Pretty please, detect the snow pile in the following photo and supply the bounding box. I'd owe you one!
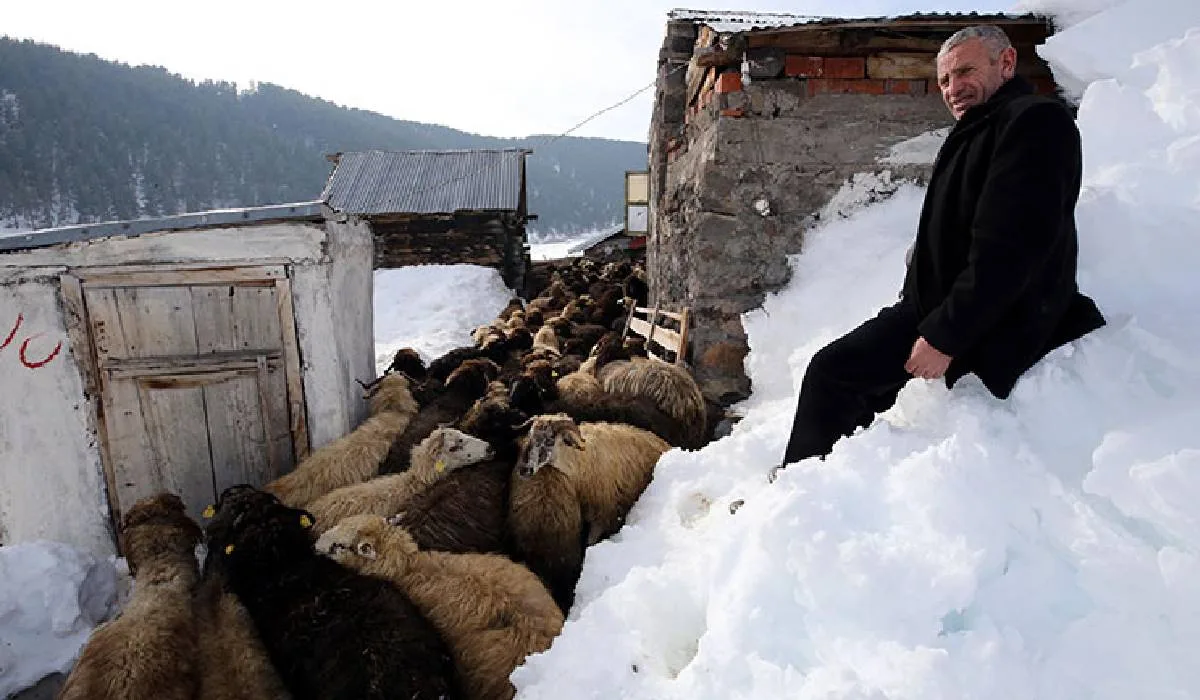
[878,127,949,166]
[511,1,1200,698]
[0,543,118,697]
[372,265,515,377]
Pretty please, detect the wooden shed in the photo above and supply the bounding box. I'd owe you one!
[0,203,373,556]
[323,149,533,290]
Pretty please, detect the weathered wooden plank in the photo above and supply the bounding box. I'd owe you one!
[84,287,130,366]
[233,286,283,353]
[191,285,237,354]
[630,317,683,355]
[59,275,100,396]
[76,265,285,289]
[105,352,282,379]
[274,278,310,461]
[635,306,685,322]
[746,29,943,54]
[114,286,199,359]
[206,371,274,494]
[137,379,217,524]
[676,307,691,367]
[867,52,936,79]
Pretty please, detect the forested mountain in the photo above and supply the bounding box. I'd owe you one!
[0,37,648,235]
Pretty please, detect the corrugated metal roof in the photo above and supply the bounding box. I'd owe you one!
[668,8,1045,32]
[321,149,530,216]
[0,201,326,254]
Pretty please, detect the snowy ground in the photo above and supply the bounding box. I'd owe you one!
[4,0,1200,696]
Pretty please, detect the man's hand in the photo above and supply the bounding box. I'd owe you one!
[905,337,952,379]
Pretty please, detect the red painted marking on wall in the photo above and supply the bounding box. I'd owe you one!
[19,333,63,369]
[0,313,21,350]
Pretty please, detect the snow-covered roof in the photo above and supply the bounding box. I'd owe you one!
[567,224,626,254]
[321,149,531,217]
[0,201,326,253]
[667,8,1048,33]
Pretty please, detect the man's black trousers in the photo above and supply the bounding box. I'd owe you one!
[781,302,921,465]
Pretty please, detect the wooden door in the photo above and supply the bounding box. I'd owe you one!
[61,265,309,528]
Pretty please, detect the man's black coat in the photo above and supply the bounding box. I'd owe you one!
[901,76,1105,398]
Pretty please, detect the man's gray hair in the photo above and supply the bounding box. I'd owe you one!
[938,25,1014,60]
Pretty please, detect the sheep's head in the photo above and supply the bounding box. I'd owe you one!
[444,358,501,398]
[315,514,419,565]
[523,358,557,390]
[387,348,427,381]
[364,372,417,416]
[120,493,203,577]
[417,426,495,474]
[203,485,316,574]
[515,413,585,478]
[460,394,528,446]
[506,326,534,351]
[523,309,545,329]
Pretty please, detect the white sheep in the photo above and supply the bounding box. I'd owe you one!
[305,426,494,535]
[597,357,707,447]
[316,515,564,700]
[265,372,419,508]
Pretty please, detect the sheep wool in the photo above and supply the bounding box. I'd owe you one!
[317,516,564,700]
[58,493,204,700]
[265,373,419,508]
[305,427,494,535]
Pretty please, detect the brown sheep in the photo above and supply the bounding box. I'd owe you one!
[531,325,561,357]
[265,372,418,508]
[58,494,203,700]
[597,357,708,449]
[306,427,494,535]
[316,517,564,700]
[507,441,585,614]
[517,413,670,546]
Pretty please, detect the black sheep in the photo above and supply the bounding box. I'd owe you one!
[388,347,428,381]
[204,486,460,700]
[380,358,500,474]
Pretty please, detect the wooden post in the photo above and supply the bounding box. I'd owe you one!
[676,307,690,366]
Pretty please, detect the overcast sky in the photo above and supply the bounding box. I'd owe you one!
[6,0,1014,142]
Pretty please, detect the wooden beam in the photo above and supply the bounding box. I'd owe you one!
[274,278,310,462]
[76,265,286,289]
[59,272,122,546]
[867,52,936,79]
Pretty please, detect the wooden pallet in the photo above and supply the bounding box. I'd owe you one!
[622,304,691,366]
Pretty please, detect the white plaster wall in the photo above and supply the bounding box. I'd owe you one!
[291,218,374,450]
[0,278,113,556]
[0,222,324,268]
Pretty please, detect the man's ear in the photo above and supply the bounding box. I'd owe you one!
[1000,46,1017,79]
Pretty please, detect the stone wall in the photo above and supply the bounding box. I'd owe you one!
[648,17,1054,405]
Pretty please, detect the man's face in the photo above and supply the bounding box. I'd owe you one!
[936,38,1017,119]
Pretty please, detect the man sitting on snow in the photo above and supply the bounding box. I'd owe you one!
[778,25,1105,470]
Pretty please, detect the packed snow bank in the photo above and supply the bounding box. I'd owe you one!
[0,543,118,697]
[512,3,1200,698]
[372,265,514,376]
[1032,0,1200,99]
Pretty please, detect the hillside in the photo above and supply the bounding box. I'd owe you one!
[0,37,647,235]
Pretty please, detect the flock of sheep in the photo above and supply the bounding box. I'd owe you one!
[56,258,713,700]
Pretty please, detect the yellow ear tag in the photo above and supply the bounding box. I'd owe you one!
[300,515,313,529]
[202,505,215,519]
[224,544,235,555]
[435,460,446,473]
[552,371,559,377]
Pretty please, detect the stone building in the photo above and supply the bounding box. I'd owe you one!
[323,148,533,289]
[647,11,1058,405]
